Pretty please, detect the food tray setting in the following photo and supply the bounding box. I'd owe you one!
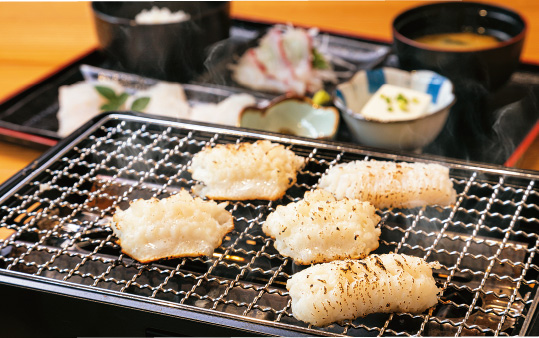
[1,113,539,336]
[0,21,391,145]
[0,19,537,166]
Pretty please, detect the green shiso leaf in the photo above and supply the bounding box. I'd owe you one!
[312,48,329,69]
[95,85,130,111]
[100,103,120,111]
[117,92,129,106]
[130,97,151,112]
[94,85,117,101]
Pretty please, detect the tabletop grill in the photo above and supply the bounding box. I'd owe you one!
[1,113,539,336]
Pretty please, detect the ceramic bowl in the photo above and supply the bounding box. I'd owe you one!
[91,1,230,83]
[334,67,455,151]
[239,96,340,140]
[393,1,526,91]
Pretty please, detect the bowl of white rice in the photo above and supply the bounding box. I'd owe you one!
[91,1,230,82]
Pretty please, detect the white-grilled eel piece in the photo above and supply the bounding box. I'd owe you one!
[189,140,305,201]
[318,160,457,209]
[286,253,441,327]
[111,190,233,263]
[263,189,381,264]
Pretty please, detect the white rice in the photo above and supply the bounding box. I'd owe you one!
[134,6,190,25]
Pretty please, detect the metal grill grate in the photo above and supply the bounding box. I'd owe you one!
[1,113,539,336]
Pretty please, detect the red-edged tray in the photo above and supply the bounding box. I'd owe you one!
[0,19,537,167]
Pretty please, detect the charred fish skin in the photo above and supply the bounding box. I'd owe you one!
[263,189,381,264]
[286,253,441,327]
[318,159,457,209]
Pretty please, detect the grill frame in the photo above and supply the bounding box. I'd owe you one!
[1,111,539,337]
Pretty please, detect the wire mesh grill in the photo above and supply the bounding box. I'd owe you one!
[1,114,539,336]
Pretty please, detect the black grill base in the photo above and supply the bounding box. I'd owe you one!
[0,280,279,337]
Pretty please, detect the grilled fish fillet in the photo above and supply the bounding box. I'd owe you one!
[111,190,233,263]
[263,189,380,264]
[189,140,305,200]
[287,253,441,326]
[318,160,456,209]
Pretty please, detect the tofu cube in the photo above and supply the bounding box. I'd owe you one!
[360,84,432,122]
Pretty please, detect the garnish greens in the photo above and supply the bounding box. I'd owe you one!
[131,97,151,112]
[396,93,409,112]
[380,93,420,113]
[312,48,329,69]
[94,85,150,112]
[94,86,128,111]
[312,90,332,106]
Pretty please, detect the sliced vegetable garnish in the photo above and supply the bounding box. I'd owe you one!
[312,90,332,105]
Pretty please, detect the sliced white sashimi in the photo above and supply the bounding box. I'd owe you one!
[231,26,336,95]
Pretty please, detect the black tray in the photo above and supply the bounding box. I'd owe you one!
[0,19,537,166]
[0,19,390,148]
